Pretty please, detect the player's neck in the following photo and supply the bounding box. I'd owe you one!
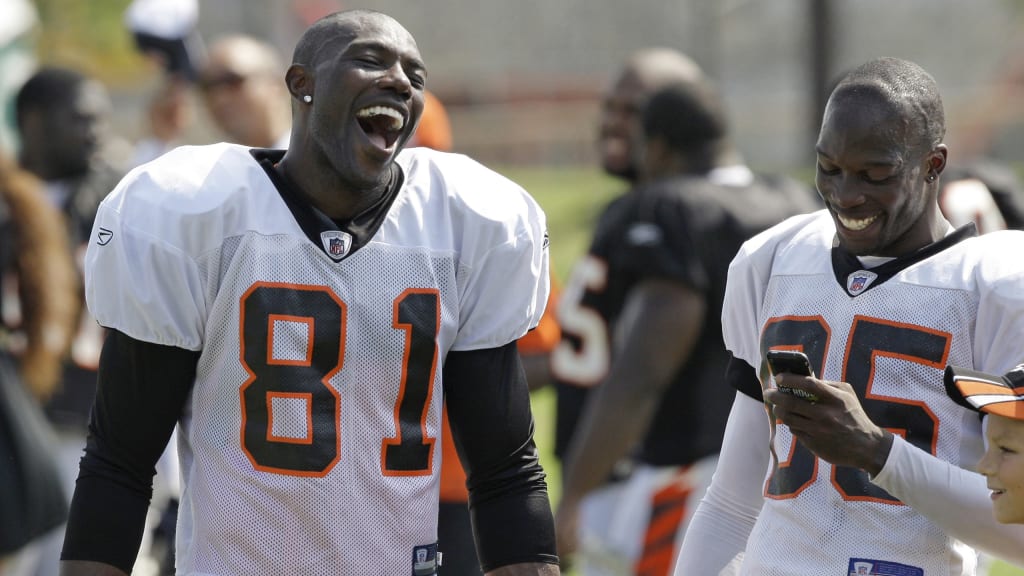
[275,155,393,222]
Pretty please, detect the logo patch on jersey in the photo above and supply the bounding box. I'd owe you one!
[411,543,439,576]
[320,230,353,261]
[846,270,878,296]
[96,227,113,246]
[847,557,923,575]
[626,222,662,246]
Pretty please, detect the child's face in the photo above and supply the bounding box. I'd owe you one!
[977,414,1024,524]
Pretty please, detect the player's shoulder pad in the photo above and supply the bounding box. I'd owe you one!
[730,209,832,272]
[397,147,545,237]
[962,229,1024,290]
[100,143,276,255]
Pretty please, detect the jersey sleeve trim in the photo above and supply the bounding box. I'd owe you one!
[727,352,763,401]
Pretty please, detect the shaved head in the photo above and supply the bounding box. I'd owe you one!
[293,9,405,67]
[828,57,945,154]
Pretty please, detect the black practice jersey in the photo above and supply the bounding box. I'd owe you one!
[552,169,819,466]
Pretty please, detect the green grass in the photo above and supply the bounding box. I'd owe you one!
[991,560,1024,575]
[499,165,1024,576]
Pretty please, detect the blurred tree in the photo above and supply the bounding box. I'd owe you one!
[32,0,148,87]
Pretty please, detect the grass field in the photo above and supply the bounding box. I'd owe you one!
[496,165,1024,576]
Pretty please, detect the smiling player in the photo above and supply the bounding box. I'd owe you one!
[59,10,558,576]
[676,57,1024,575]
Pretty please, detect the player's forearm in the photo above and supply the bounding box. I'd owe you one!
[487,562,560,575]
[871,434,1024,565]
[59,560,129,576]
[560,374,658,501]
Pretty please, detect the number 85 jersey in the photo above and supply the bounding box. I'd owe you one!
[723,210,1024,575]
[83,143,550,576]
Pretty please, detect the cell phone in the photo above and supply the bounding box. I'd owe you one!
[766,349,814,377]
[765,349,818,401]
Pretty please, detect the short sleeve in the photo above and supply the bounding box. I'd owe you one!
[721,241,768,374]
[451,193,550,352]
[84,190,206,351]
[972,231,1024,373]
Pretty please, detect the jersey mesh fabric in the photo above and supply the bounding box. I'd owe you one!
[717,214,1024,575]
[180,234,457,576]
[84,143,548,575]
[744,272,980,575]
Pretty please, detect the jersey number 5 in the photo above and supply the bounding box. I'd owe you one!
[762,315,948,503]
[239,282,437,478]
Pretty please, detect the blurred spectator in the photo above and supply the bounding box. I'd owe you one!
[125,0,204,83]
[196,34,291,148]
[0,150,76,576]
[551,49,817,574]
[939,159,1024,233]
[136,33,290,162]
[12,66,130,576]
[549,48,704,468]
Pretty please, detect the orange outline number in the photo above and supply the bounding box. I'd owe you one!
[238,282,440,477]
[761,315,948,503]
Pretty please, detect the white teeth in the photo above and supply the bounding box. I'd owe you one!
[356,105,404,130]
[837,214,879,231]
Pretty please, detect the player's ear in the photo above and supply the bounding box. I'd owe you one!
[927,144,948,178]
[285,64,312,105]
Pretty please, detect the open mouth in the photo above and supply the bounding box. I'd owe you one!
[356,105,405,150]
[837,213,879,231]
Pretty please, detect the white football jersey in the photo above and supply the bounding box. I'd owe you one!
[84,143,549,576]
[723,210,1024,576]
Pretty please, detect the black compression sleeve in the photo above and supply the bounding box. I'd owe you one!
[727,352,763,402]
[443,342,559,571]
[61,330,198,572]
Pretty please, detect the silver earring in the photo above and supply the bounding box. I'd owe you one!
[926,174,936,182]
[303,95,312,103]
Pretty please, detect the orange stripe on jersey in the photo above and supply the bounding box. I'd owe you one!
[634,479,691,576]
[635,546,676,576]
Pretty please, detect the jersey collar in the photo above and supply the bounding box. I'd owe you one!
[251,148,404,262]
[831,223,977,297]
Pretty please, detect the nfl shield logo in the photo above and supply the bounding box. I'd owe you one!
[846,270,878,296]
[320,230,353,261]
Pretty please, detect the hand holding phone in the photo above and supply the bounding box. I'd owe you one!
[766,349,819,402]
